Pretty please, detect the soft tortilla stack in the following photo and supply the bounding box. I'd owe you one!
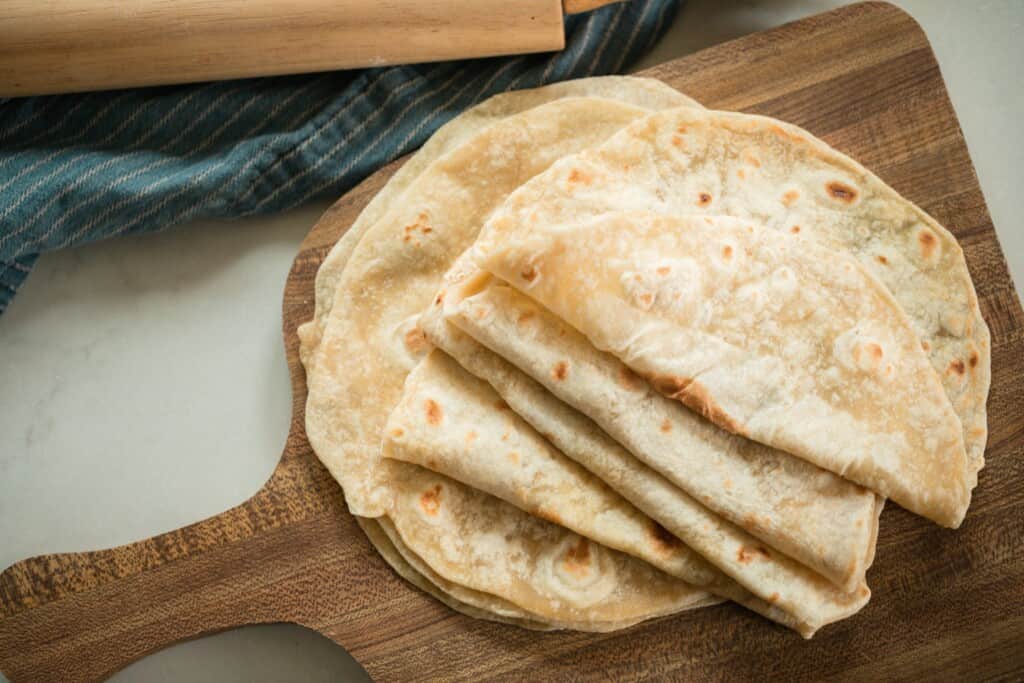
[299,76,989,637]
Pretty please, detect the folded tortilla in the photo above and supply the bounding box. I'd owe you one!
[475,106,990,476]
[383,461,715,628]
[298,76,695,365]
[409,306,872,634]
[302,85,713,629]
[442,269,880,589]
[479,212,971,527]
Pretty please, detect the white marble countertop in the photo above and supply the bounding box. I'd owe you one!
[1,2,1021,681]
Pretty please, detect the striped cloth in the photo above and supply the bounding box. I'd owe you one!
[0,0,679,315]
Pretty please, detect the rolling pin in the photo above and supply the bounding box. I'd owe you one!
[0,0,623,97]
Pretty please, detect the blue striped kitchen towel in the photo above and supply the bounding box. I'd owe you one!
[0,0,679,315]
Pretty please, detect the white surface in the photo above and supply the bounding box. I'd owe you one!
[1,2,1020,681]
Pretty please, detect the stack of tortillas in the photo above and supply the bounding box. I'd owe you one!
[298,76,989,638]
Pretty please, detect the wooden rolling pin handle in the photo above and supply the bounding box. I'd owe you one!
[564,0,626,13]
[1,0,612,97]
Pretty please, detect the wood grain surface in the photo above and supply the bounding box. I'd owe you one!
[2,3,1022,681]
[0,0,565,96]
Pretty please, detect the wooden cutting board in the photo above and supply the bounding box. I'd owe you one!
[1,3,1022,681]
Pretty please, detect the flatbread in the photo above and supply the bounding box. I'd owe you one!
[383,462,716,627]
[440,270,879,589]
[406,316,870,635]
[303,87,709,628]
[356,517,553,630]
[367,516,717,632]
[305,96,697,517]
[384,350,717,588]
[479,212,972,527]
[477,106,990,476]
[298,76,697,367]
[300,78,697,625]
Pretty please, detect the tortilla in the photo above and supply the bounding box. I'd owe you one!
[367,516,717,632]
[300,78,699,626]
[303,88,707,628]
[356,517,554,630]
[382,462,716,627]
[298,76,697,367]
[476,106,990,476]
[408,312,871,635]
[305,95,695,517]
[440,269,880,588]
[384,349,719,586]
[479,212,972,527]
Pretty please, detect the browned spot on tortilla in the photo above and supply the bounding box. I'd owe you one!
[495,399,510,411]
[676,124,688,134]
[567,168,592,185]
[465,430,477,444]
[617,366,643,391]
[767,592,780,604]
[426,458,437,469]
[737,168,746,180]
[948,358,966,376]
[723,478,733,491]
[660,418,672,433]
[420,485,442,516]
[639,292,654,306]
[865,343,883,362]
[859,586,869,598]
[552,361,569,381]
[969,351,979,368]
[536,505,562,525]
[697,192,712,207]
[826,181,858,203]
[876,254,888,265]
[507,450,520,464]
[390,427,404,438]
[652,375,747,436]
[517,310,535,326]
[722,245,734,260]
[404,326,429,353]
[648,521,682,556]
[737,545,770,564]
[921,340,931,352]
[781,189,799,206]
[671,134,685,148]
[474,306,487,320]
[656,265,671,276]
[424,399,443,425]
[651,374,691,398]
[401,212,432,245]
[918,228,938,260]
[744,151,761,168]
[521,265,537,282]
[771,124,806,144]
[563,538,592,579]
[856,519,864,528]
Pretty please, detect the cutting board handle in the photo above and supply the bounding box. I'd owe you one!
[0,509,269,682]
[0,440,340,683]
